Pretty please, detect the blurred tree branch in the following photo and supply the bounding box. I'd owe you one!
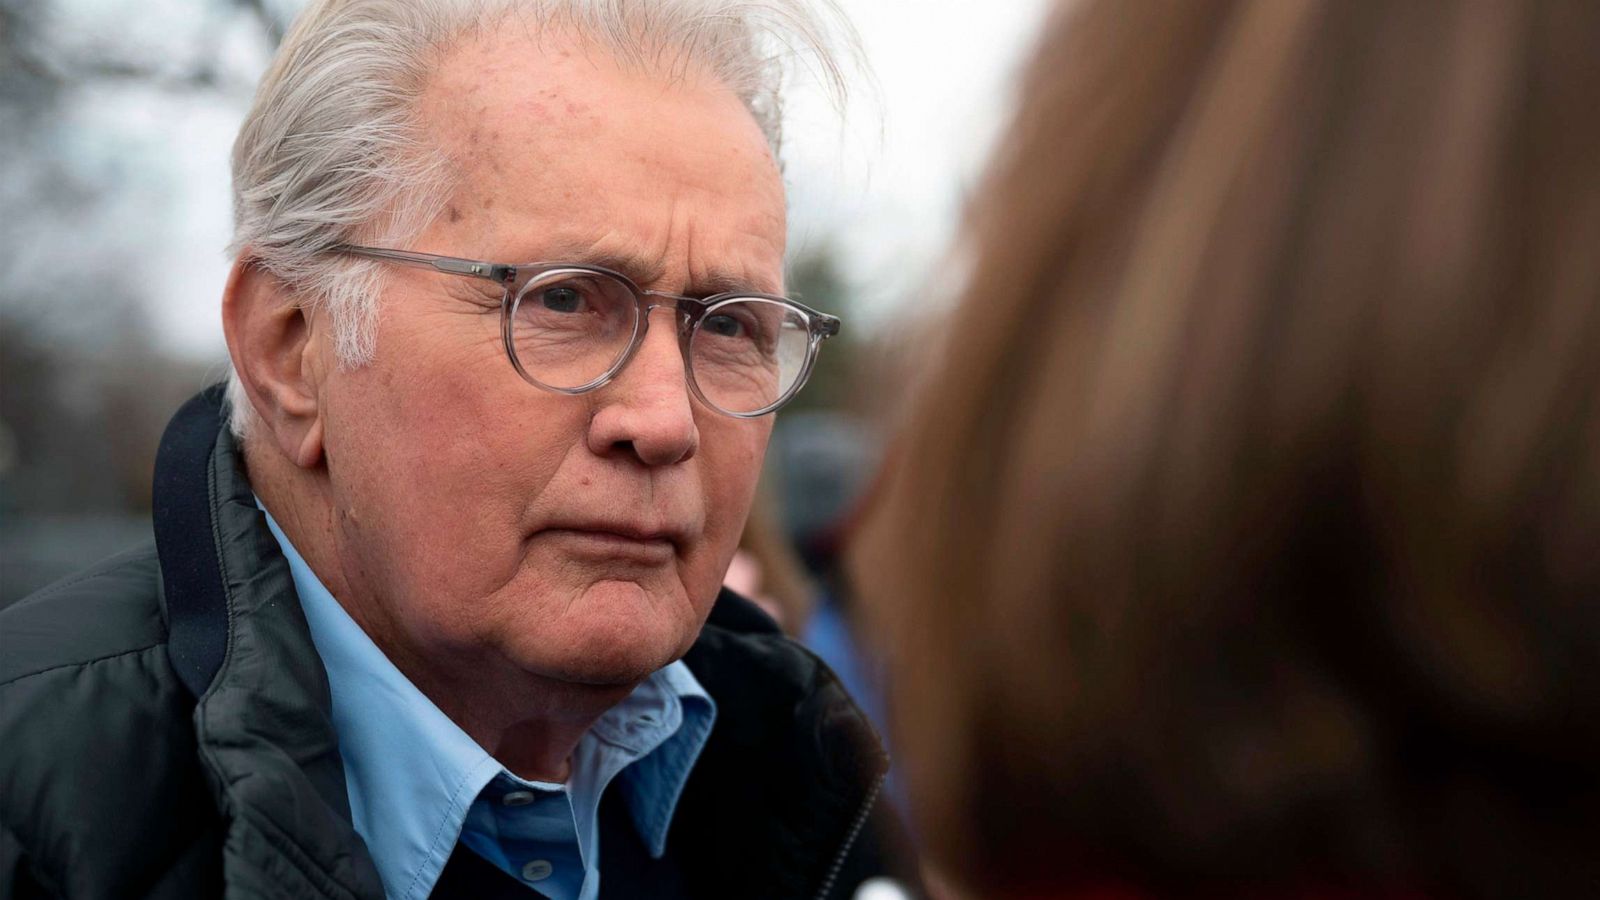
[0,0,287,524]
[0,0,286,94]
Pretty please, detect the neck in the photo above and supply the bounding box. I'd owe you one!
[403,662,636,783]
[246,439,637,784]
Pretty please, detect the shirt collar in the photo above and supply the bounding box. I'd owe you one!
[259,501,715,899]
[617,662,715,857]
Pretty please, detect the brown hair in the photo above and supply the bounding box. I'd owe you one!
[854,1,1600,896]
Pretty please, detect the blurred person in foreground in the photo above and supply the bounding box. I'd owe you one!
[0,1,902,898]
[854,1,1600,898]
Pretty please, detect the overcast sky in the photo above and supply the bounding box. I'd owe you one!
[35,0,1052,358]
[783,0,1052,327]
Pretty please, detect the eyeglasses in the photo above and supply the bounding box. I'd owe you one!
[334,244,840,418]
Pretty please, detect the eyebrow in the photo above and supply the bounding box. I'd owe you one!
[512,242,778,298]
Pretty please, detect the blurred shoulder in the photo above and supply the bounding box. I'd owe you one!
[0,541,168,688]
[0,541,221,897]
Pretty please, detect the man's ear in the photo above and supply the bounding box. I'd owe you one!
[222,257,326,469]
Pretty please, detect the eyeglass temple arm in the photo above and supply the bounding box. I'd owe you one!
[334,245,515,284]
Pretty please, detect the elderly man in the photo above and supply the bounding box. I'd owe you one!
[0,2,899,898]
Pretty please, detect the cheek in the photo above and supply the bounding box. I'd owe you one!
[320,325,585,588]
[688,420,772,592]
[331,357,499,500]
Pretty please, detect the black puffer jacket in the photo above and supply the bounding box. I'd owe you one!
[1,387,896,899]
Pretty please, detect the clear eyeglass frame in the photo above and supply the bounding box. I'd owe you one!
[333,244,842,418]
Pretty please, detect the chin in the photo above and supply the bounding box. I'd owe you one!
[518,579,697,686]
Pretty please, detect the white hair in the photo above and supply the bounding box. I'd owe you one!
[225,0,854,438]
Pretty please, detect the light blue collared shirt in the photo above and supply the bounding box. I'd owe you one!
[260,505,716,900]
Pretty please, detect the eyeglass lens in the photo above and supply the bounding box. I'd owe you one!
[507,269,812,415]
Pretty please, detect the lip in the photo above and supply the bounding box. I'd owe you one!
[535,523,682,563]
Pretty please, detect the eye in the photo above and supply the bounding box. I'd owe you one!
[541,286,582,313]
[703,312,745,338]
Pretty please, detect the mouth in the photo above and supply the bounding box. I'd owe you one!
[536,523,682,564]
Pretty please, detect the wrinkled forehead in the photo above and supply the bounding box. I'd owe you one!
[412,26,786,271]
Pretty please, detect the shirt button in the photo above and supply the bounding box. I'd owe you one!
[521,860,554,882]
[502,790,537,807]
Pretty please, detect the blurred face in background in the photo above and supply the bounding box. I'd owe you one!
[307,32,785,692]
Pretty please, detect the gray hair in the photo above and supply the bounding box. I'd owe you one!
[225,0,854,438]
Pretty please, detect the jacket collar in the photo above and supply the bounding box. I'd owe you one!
[155,385,387,898]
[677,613,889,897]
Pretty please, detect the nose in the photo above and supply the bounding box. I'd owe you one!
[585,305,699,466]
